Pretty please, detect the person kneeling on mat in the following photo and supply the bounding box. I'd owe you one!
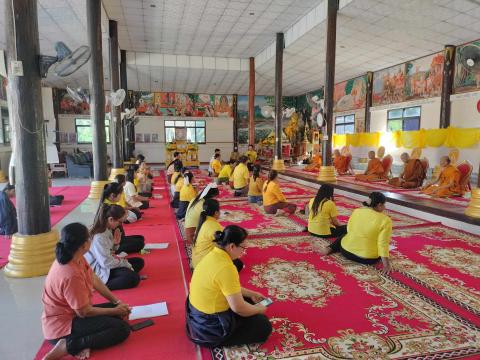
[86,204,145,290]
[41,223,130,360]
[186,225,272,348]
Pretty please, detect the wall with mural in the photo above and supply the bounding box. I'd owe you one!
[405,52,444,100]
[0,75,7,102]
[454,39,480,93]
[372,64,406,106]
[333,75,367,112]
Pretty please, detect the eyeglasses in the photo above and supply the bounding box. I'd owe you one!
[237,245,247,251]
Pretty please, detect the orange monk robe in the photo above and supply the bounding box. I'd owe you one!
[304,154,322,171]
[355,158,385,182]
[333,155,349,175]
[421,164,463,197]
[389,159,425,189]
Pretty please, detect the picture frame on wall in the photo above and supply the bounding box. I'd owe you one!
[175,127,187,141]
[59,132,68,144]
[68,133,77,144]
[135,133,144,143]
[143,133,151,143]
[151,133,159,143]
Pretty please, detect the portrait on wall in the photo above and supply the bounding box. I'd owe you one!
[372,64,406,106]
[151,133,159,143]
[355,117,365,133]
[175,127,187,141]
[214,95,233,117]
[333,75,367,112]
[405,52,444,100]
[68,133,77,144]
[135,133,144,143]
[454,40,480,93]
[143,133,151,143]
[59,132,68,144]
[0,75,7,101]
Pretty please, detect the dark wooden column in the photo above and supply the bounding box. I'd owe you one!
[232,94,238,153]
[364,71,373,132]
[120,49,129,161]
[248,57,255,146]
[52,88,61,152]
[87,0,108,182]
[109,20,123,169]
[5,0,58,278]
[439,45,455,129]
[273,33,284,170]
[321,0,338,167]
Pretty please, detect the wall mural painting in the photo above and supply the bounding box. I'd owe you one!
[333,75,367,112]
[0,75,7,101]
[405,52,444,100]
[372,64,406,106]
[214,95,233,117]
[454,40,480,93]
[193,94,215,117]
[58,88,90,115]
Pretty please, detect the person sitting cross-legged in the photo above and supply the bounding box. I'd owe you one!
[355,151,385,182]
[388,152,426,189]
[262,170,297,215]
[421,156,463,197]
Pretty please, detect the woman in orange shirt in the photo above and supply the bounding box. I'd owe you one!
[41,223,130,360]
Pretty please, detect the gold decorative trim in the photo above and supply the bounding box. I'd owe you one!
[88,180,110,199]
[272,159,286,171]
[0,170,7,183]
[108,167,126,181]
[317,166,337,182]
[465,188,480,219]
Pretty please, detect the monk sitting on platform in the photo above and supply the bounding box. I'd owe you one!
[421,156,463,197]
[304,153,322,172]
[388,153,426,189]
[355,151,385,182]
[333,149,352,175]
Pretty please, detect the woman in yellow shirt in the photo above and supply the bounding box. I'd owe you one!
[186,225,272,348]
[170,162,183,196]
[176,172,197,220]
[210,153,222,178]
[232,156,250,196]
[307,184,346,238]
[184,183,219,244]
[248,166,264,204]
[217,159,234,185]
[171,165,185,209]
[262,170,297,215]
[319,192,393,274]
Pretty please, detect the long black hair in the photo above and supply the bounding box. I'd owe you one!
[100,182,123,203]
[173,166,185,185]
[189,185,219,210]
[183,171,194,185]
[265,169,278,189]
[193,198,220,246]
[56,222,90,264]
[362,192,386,208]
[90,204,126,237]
[213,225,248,248]
[252,165,261,182]
[3,184,14,193]
[311,184,334,217]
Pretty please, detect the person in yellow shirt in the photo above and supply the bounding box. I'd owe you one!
[248,165,264,204]
[114,174,143,221]
[210,153,222,178]
[184,183,219,244]
[216,159,234,185]
[208,148,221,176]
[319,192,393,274]
[186,225,272,348]
[176,172,197,220]
[232,156,250,197]
[306,184,346,238]
[166,152,182,184]
[171,166,186,209]
[262,170,297,215]
[170,162,183,196]
[244,144,257,170]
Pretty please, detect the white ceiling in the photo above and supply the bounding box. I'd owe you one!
[1,0,480,96]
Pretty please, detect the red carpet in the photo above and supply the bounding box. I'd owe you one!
[34,177,197,360]
[0,186,90,269]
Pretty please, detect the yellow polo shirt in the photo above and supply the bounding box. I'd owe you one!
[211,159,222,175]
[171,172,181,185]
[245,150,257,163]
[191,216,223,268]
[262,181,286,206]
[233,163,249,189]
[308,199,338,236]
[248,176,264,196]
[185,199,204,229]
[341,207,392,259]
[218,164,233,179]
[189,247,241,314]
[174,177,185,192]
[104,193,127,208]
[180,184,197,202]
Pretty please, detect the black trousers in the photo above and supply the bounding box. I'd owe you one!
[106,257,145,290]
[49,303,130,356]
[49,195,64,206]
[233,258,244,272]
[220,313,272,347]
[171,192,180,208]
[139,201,149,210]
[310,225,347,239]
[139,192,152,198]
[116,229,145,254]
[176,201,189,220]
[328,235,380,265]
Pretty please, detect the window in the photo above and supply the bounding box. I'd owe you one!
[387,106,421,132]
[0,107,9,144]
[165,120,206,143]
[335,114,355,134]
[75,118,110,144]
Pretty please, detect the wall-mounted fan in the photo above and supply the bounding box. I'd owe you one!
[261,105,274,118]
[458,44,480,72]
[39,42,91,78]
[66,86,89,103]
[124,108,137,119]
[106,89,126,108]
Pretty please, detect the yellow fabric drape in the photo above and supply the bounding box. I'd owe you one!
[333,132,380,148]
[443,127,480,148]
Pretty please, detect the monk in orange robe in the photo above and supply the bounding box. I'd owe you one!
[421,156,463,197]
[333,149,352,175]
[355,151,385,181]
[304,153,322,172]
[389,153,426,189]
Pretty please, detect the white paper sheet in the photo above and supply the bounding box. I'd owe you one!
[144,243,169,250]
[389,245,397,250]
[129,302,168,320]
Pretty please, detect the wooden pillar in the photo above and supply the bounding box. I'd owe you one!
[120,49,129,161]
[248,57,255,147]
[52,88,61,152]
[272,33,285,171]
[232,94,239,159]
[318,0,338,182]
[439,45,455,129]
[364,71,373,133]
[87,0,109,199]
[109,20,124,180]
[4,0,58,278]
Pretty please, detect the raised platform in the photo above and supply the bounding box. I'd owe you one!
[264,165,480,229]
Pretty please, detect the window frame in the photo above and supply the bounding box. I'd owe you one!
[0,106,9,145]
[164,119,206,144]
[75,118,111,144]
[386,106,421,132]
[334,114,355,134]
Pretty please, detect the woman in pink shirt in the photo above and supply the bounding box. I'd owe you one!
[42,223,131,360]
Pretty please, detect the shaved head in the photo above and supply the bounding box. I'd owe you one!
[400,153,409,163]
[368,151,375,159]
[440,156,451,166]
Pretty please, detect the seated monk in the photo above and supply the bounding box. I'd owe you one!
[355,151,385,182]
[333,149,352,175]
[421,156,463,197]
[388,152,426,189]
[304,153,322,171]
